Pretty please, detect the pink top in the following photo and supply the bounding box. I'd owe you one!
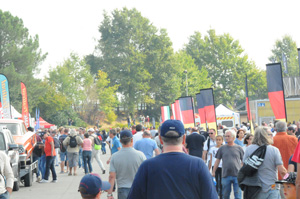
[82,138,92,151]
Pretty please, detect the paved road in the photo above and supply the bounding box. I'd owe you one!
[12,147,111,199]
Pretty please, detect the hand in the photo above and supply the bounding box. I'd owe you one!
[212,171,215,177]
[106,160,110,164]
[51,153,54,157]
[6,187,12,194]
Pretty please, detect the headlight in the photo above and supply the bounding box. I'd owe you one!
[18,145,25,154]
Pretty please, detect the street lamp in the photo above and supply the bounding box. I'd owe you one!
[184,70,188,96]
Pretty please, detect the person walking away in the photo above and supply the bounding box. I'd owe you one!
[127,120,218,199]
[81,133,93,174]
[132,124,143,146]
[234,129,245,147]
[208,135,224,198]
[107,130,146,199]
[79,173,111,199]
[149,127,158,139]
[78,128,85,169]
[212,129,244,199]
[40,132,57,183]
[32,131,44,182]
[0,151,14,199]
[88,128,106,174]
[63,129,83,176]
[51,130,60,166]
[59,128,69,173]
[134,130,160,159]
[273,121,298,198]
[203,128,217,164]
[185,127,206,158]
[101,130,107,155]
[243,127,286,199]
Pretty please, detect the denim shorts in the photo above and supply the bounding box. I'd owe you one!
[60,151,68,161]
[0,191,9,199]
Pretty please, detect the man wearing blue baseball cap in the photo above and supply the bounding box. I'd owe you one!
[127,120,218,199]
[79,173,110,199]
[107,130,146,199]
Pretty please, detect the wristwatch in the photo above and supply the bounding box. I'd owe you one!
[107,193,113,197]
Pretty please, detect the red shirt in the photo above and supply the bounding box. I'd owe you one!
[44,136,56,157]
[132,130,136,135]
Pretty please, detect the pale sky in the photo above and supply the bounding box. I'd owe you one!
[1,0,300,78]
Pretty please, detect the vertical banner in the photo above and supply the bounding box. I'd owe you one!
[245,75,254,134]
[0,74,12,119]
[21,82,30,128]
[171,103,176,120]
[0,102,3,119]
[35,108,40,131]
[179,96,195,128]
[200,88,217,130]
[196,93,206,130]
[175,99,183,122]
[266,63,287,121]
[298,48,300,77]
[161,106,171,123]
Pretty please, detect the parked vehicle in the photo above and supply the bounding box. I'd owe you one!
[0,119,37,187]
[0,126,20,191]
[216,104,240,129]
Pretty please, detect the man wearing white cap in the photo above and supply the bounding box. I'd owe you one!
[88,128,106,174]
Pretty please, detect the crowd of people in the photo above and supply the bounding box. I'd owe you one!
[2,118,300,199]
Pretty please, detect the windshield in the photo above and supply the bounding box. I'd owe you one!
[0,133,5,150]
[0,123,22,136]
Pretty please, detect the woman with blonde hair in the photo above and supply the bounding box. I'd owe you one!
[243,127,287,199]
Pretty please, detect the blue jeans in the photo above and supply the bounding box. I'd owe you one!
[82,151,92,174]
[0,191,9,199]
[256,189,280,199]
[78,148,83,168]
[118,188,131,199]
[39,155,46,179]
[44,156,57,181]
[59,151,68,161]
[222,176,241,199]
[101,142,106,153]
[33,156,41,177]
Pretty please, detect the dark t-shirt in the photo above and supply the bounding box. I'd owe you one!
[186,133,206,158]
[289,155,297,172]
[127,152,218,199]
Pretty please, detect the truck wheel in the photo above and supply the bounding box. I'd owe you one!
[13,164,21,191]
[24,169,32,187]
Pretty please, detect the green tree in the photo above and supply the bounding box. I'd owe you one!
[185,29,266,107]
[269,35,298,77]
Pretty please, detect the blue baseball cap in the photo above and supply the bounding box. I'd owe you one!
[120,130,133,139]
[160,120,185,138]
[78,173,110,197]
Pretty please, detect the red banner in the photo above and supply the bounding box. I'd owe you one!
[21,82,30,128]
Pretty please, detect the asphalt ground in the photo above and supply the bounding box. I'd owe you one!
[11,146,111,199]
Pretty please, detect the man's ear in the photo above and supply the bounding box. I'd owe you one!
[182,134,186,145]
[159,135,163,145]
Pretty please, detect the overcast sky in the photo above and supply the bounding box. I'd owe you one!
[1,0,300,78]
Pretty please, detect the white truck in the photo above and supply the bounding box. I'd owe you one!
[216,104,240,129]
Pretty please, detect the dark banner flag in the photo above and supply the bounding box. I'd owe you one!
[196,93,206,130]
[21,82,30,128]
[0,74,12,119]
[179,96,195,127]
[175,99,182,122]
[200,88,217,130]
[266,63,287,122]
[245,75,254,134]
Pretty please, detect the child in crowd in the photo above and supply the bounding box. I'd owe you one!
[276,172,296,199]
[208,135,223,198]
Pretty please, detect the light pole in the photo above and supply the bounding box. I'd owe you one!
[184,70,188,96]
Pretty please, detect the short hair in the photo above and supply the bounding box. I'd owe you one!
[120,137,132,145]
[225,129,236,138]
[143,130,151,136]
[243,134,253,145]
[237,129,245,137]
[209,128,216,133]
[136,124,143,132]
[116,127,121,133]
[161,131,183,146]
[64,128,69,134]
[276,121,287,132]
[109,129,117,136]
[252,126,273,146]
[84,133,89,138]
[216,135,224,141]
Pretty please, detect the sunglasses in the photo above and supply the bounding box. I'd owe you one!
[209,133,214,135]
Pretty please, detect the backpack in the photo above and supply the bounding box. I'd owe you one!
[94,135,102,150]
[69,136,78,148]
[59,135,67,152]
[53,137,60,149]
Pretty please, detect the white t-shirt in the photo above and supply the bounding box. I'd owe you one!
[208,146,222,168]
[133,131,143,146]
[204,139,217,163]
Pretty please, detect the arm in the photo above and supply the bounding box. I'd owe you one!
[202,150,207,161]
[208,154,212,171]
[288,164,295,172]
[50,140,55,156]
[212,159,221,177]
[154,148,160,156]
[107,172,116,199]
[278,165,287,179]
[3,153,14,194]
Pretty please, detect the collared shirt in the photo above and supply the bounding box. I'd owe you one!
[111,136,122,154]
[133,131,143,146]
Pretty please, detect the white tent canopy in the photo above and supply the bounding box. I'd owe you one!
[215,104,236,116]
[11,105,22,118]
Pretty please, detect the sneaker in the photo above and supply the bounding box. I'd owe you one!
[39,179,49,183]
[51,180,58,183]
[102,170,106,174]
[60,171,65,174]
[68,173,72,176]
[36,176,41,182]
[74,173,77,176]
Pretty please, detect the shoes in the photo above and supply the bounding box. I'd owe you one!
[60,171,65,174]
[39,179,49,183]
[55,164,59,167]
[51,180,58,183]
[68,173,72,176]
[102,170,106,174]
[36,177,41,182]
[74,173,77,176]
